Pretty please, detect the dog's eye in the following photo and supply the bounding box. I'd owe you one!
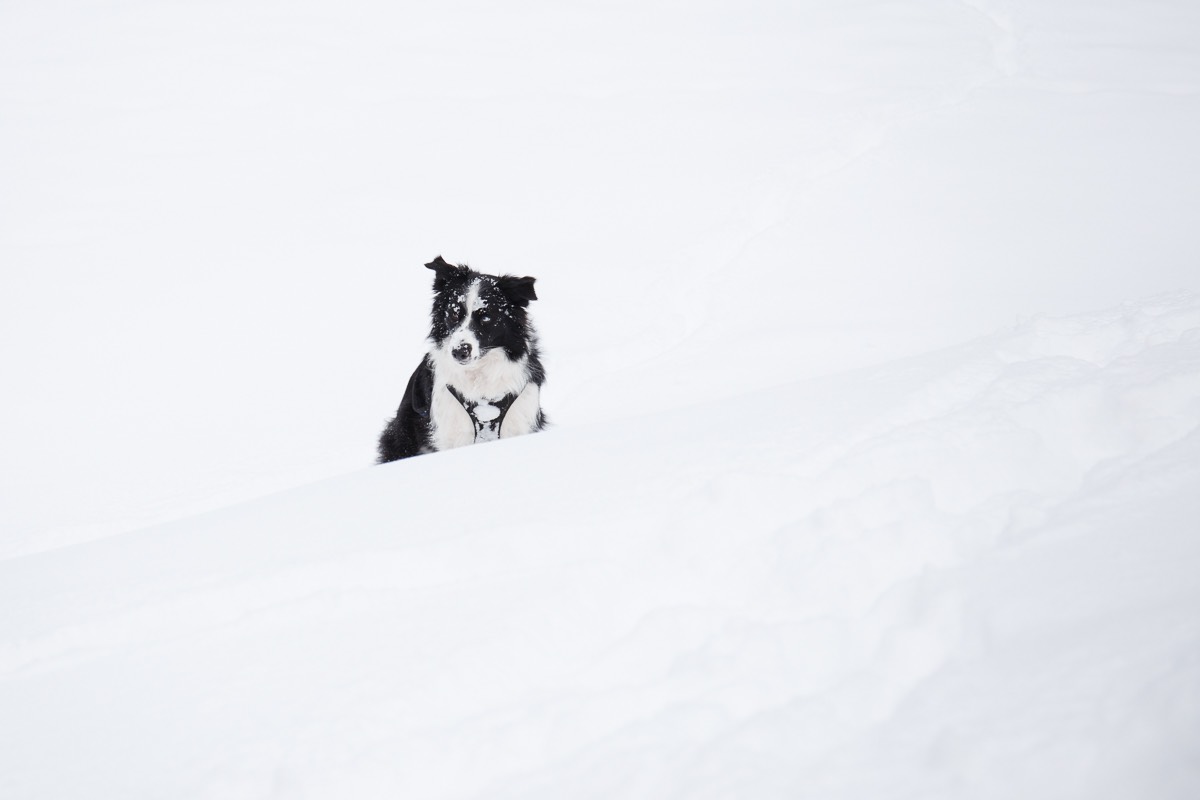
[446,305,464,326]
[476,310,491,323]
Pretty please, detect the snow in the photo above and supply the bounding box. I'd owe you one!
[2,1,1199,798]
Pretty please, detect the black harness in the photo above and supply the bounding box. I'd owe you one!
[446,386,520,443]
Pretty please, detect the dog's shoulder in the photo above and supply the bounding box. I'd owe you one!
[377,355,437,463]
[406,355,435,418]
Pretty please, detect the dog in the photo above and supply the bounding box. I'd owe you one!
[377,256,547,462]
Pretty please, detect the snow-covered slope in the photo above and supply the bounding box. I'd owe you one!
[2,294,1199,798]
[3,0,1199,552]
[2,0,1200,797]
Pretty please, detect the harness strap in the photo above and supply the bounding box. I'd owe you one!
[446,386,520,443]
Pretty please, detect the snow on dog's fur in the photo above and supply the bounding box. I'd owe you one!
[377,256,547,462]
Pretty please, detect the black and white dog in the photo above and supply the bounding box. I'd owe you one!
[377,256,547,462]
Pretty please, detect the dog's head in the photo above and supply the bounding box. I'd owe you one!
[425,255,538,365]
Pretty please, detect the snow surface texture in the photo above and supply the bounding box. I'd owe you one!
[3,295,1199,799]
[2,1,1200,798]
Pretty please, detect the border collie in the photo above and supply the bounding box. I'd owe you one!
[377,256,547,462]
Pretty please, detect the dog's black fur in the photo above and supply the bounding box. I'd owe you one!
[377,257,546,462]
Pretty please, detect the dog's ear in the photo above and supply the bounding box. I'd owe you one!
[424,255,460,275]
[425,255,468,289]
[497,275,538,306]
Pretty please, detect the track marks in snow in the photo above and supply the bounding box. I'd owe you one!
[959,0,1022,78]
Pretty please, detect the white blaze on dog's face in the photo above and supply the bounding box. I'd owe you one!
[444,279,484,364]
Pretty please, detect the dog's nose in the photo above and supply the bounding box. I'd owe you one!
[452,342,473,362]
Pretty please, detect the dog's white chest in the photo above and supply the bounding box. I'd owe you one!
[429,387,476,451]
[428,344,540,452]
[429,381,541,451]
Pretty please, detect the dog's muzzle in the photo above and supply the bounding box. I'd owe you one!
[451,342,473,363]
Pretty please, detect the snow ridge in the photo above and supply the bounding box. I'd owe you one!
[2,294,1198,799]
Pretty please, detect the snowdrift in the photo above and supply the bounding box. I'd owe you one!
[4,0,1200,796]
[2,295,1198,798]
[4,0,1200,554]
